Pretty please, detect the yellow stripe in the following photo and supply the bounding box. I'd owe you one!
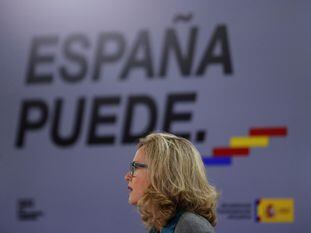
[230,136,269,148]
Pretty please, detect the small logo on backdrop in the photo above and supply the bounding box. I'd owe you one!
[202,126,288,166]
[255,198,294,223]
[17,198,44,221]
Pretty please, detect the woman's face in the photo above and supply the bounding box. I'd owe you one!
[125,147,150,205]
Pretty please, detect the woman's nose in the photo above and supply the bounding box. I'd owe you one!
[124,172,131,181]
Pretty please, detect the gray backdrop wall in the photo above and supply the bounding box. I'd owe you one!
[1,0,310,232]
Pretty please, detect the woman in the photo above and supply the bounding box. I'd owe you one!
[125,132,218,233]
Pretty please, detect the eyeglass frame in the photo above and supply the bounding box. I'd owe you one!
[129,161,148,176]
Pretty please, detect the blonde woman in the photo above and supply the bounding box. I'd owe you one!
[125,132,218,233]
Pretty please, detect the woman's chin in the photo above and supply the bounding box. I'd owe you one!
[128,195,137,205]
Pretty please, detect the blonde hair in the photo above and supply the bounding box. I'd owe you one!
[137,132,218,230]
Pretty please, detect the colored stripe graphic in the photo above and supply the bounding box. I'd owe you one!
[213,147,249,157]
[250,127,287,137]
[203,125,287,167]
[202,157,232,166]
[230,136,269,148]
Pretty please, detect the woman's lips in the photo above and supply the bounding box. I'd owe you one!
[128,186,133,192]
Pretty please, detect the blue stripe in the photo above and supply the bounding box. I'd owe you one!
[202,157,232,166]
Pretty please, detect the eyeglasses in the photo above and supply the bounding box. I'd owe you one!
[129,161,148,176]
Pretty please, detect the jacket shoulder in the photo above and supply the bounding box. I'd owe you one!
[174,212,215,233]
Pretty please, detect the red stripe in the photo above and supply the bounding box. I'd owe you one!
[249,127,287,136]
[213,148,249,157]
